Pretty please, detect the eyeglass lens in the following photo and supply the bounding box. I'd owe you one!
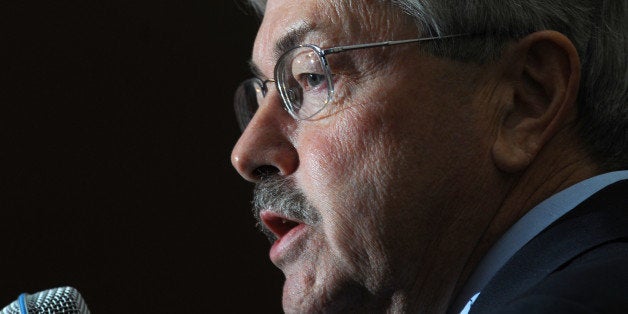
[234,78,262,131]
[234,45,333,131]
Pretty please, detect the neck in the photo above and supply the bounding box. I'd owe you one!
[449,131,600,312]
[383,131,599,314]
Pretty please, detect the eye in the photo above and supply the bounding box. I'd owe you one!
[277,46,334,119]
[289,49,328,92]
[297,72,327,91]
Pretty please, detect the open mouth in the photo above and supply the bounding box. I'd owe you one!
[260,211,302,239]
[259,211,310,263]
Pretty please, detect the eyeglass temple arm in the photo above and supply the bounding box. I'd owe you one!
[323,33,468,55]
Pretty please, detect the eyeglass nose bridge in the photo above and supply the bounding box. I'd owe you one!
[234,78,281,131]
[257,78,301,120]
[259,78,276,97]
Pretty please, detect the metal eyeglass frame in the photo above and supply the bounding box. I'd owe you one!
[237,33,467,130]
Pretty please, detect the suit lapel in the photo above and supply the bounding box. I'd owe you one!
[470,180,628,313]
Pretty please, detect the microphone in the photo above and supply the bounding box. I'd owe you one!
[1,286,90,314]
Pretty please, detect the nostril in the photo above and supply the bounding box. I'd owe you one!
[254,165,280,179]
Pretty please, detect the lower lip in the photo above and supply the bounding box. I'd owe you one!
[269,223,307,263]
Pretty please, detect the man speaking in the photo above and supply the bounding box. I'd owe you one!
[230,0,627,312]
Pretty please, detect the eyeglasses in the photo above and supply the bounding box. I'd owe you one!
[234,34,467,131]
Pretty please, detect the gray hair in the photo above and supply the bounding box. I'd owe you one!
[243,0,628,170]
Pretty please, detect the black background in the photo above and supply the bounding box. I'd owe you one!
[1,0,284,312]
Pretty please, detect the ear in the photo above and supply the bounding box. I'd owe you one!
[492,31,581,173]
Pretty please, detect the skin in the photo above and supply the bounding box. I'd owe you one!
[231,0,599,312]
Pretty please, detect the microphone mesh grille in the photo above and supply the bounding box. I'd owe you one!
[1,287,90,314]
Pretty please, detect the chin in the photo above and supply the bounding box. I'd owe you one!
[281,270,382,314]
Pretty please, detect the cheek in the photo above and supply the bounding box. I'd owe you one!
[295,110,399,275]
[299,110,393,210]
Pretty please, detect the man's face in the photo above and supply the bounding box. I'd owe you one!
[232,0,499,312]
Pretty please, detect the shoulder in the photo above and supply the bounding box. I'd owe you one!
[497,240,628,313]
[470,179,628,314]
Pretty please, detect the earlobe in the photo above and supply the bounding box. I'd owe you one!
[492,31,581,173]
[492,110,536,173]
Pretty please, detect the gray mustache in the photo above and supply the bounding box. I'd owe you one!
[253,176,321,242]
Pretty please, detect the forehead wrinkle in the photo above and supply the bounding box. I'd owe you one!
[316,0,409,46]
[251,0,405,78]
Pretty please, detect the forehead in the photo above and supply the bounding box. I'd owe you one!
[252,0,407,75]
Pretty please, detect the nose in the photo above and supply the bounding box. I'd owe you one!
[231,96,299,183]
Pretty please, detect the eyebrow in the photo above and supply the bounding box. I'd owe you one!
[248,61,264,79]
[273,24,313,58]
[248,24,315,79]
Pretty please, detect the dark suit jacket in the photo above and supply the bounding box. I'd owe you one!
[470,179,628,314]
